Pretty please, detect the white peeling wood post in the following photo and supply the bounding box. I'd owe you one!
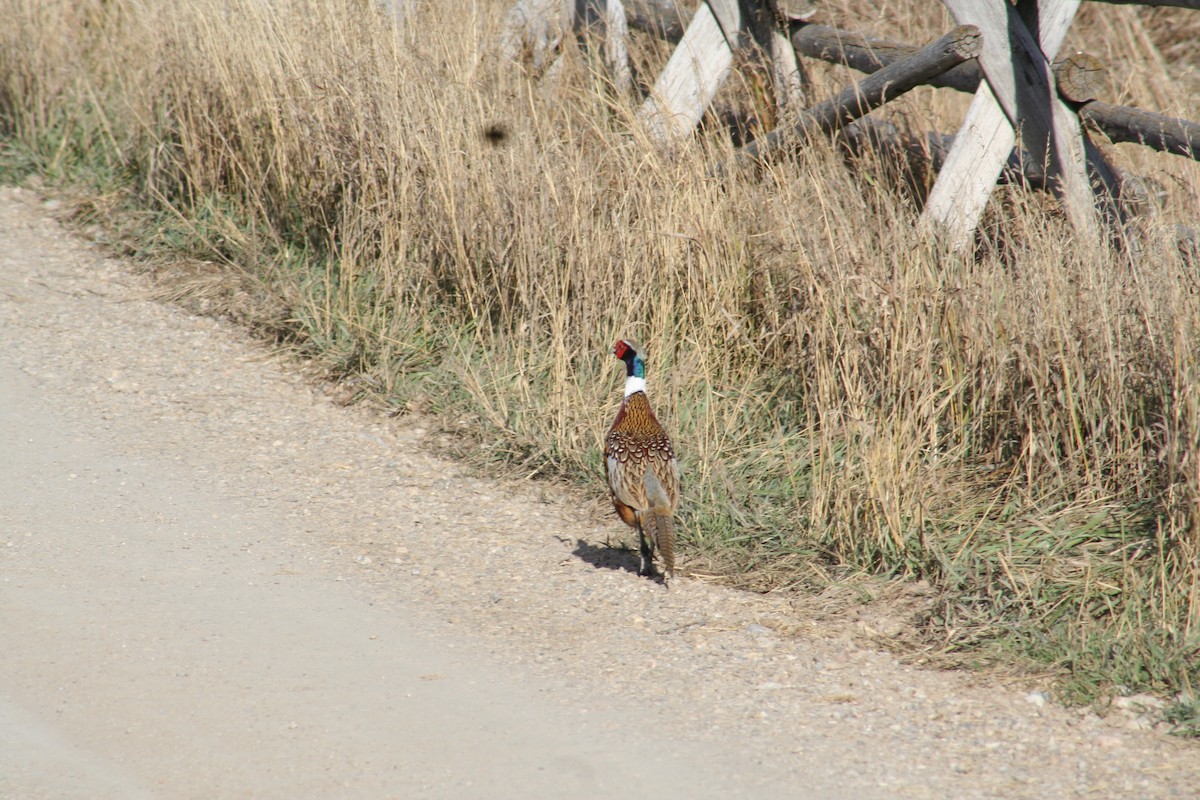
[500,0,632,94]
[638,0,743,142]
[573,0,634,95]
[602,0,633,96]
[499,0,569,70]
[921,0,1099,250]
[638,0,804,143]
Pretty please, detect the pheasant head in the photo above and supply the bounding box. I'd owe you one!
[612,338,647,398]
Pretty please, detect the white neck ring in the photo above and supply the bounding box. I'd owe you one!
[624,376,646,397]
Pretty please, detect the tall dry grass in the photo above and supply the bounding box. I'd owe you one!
[2,0,1199,705]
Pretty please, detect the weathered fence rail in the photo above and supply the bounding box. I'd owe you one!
[791,24,982,94]
[716,25,981,176]
[786,24,1200,163]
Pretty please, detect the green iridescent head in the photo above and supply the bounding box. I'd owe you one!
[612,339,645,378]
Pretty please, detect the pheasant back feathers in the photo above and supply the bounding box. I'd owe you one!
[605,394,679,512]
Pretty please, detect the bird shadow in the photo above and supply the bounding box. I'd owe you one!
[571,538,666,585]
[572,538,639,574]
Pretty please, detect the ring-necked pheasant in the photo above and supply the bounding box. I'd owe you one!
[604,339,681,583]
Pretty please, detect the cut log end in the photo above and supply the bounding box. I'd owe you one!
[1054,53,1107,104]
[770,0,817,23]
[945,24,982,60]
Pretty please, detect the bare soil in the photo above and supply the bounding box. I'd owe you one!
[1,184,1197,798]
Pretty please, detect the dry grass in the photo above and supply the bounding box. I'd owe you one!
[2,0,1200,709]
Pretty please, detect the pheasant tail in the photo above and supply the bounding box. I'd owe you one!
[644,511,675,577]
[642,469,676,578]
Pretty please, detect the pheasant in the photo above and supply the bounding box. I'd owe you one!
[604,339,681,583]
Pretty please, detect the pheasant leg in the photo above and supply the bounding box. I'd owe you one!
[637,525,657,577]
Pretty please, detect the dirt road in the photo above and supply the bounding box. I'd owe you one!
[1,184,1197,799]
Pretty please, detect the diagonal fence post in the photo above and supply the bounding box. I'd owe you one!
[921,0,1100,250]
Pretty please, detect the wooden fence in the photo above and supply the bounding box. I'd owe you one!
[502,0,1200,254]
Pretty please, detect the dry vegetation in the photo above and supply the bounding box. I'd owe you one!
[2,0,1199,717]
